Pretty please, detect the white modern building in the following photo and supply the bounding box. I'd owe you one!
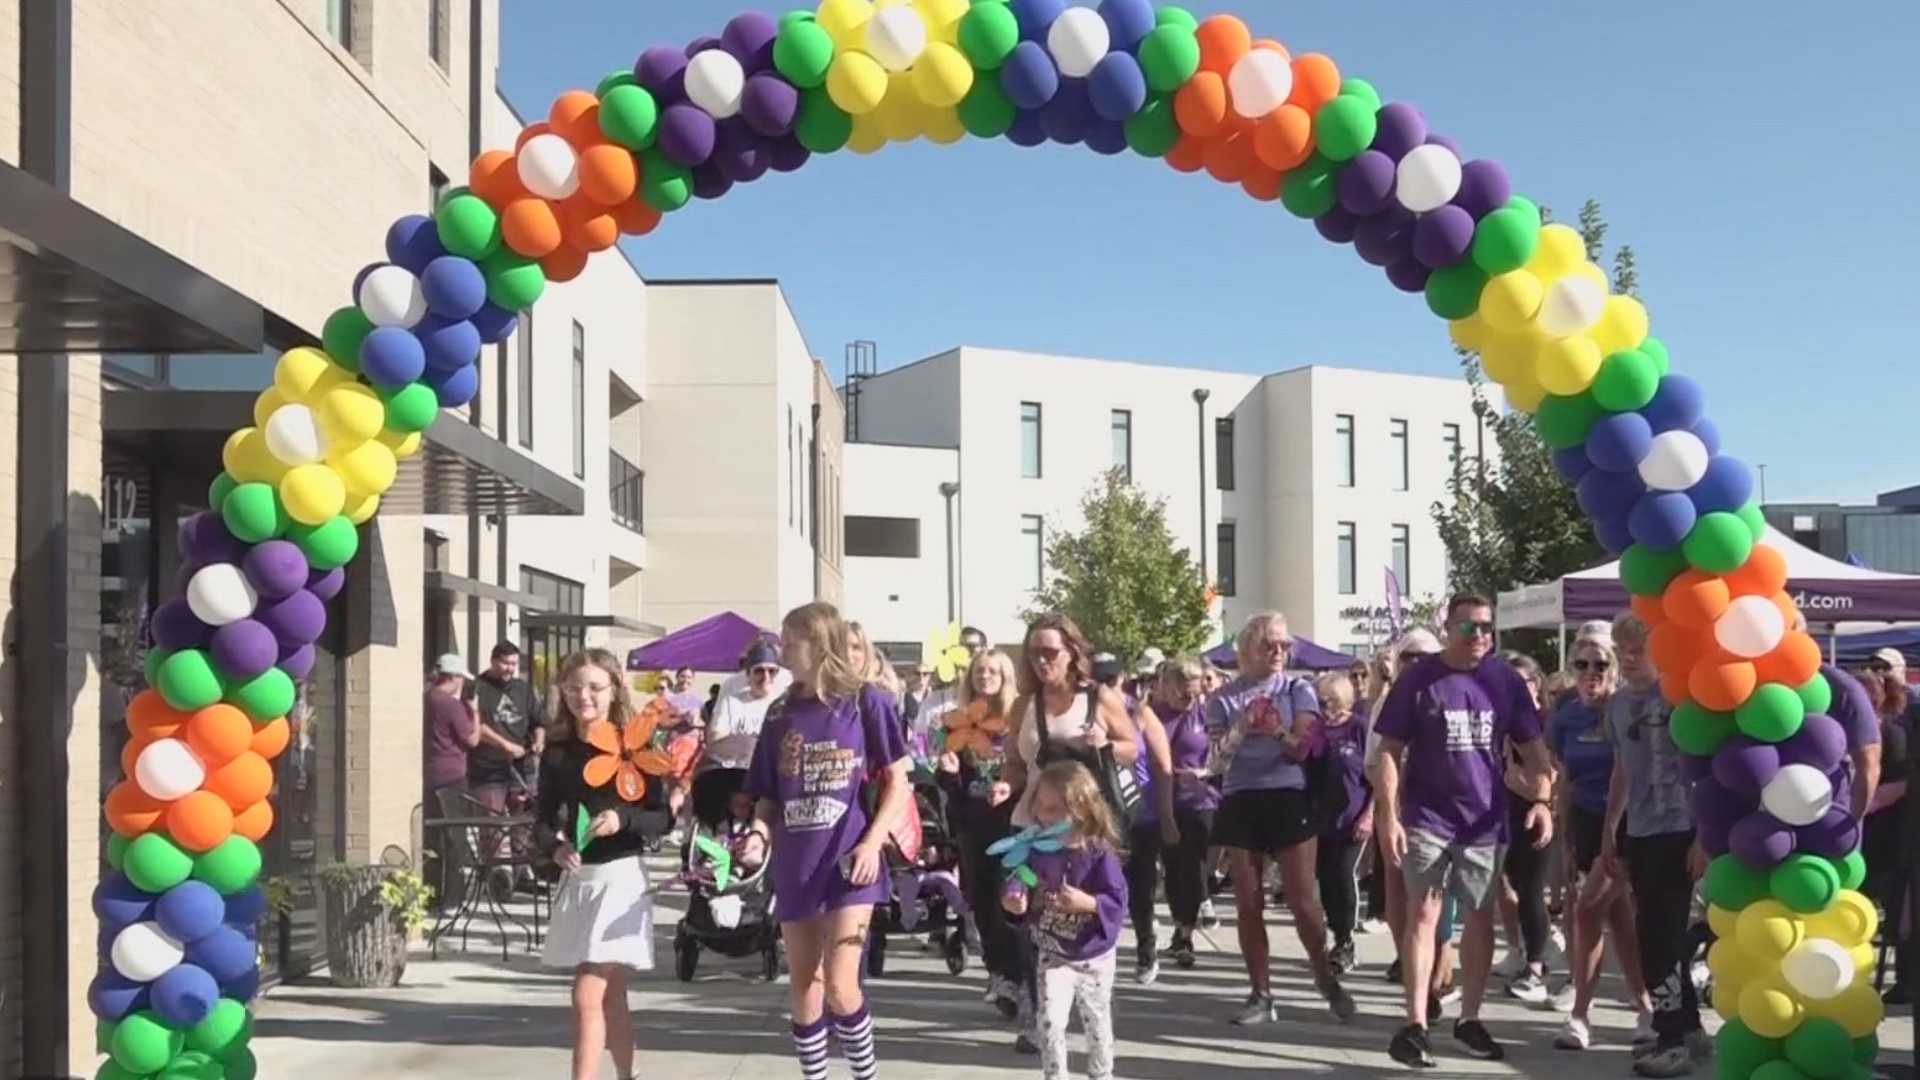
[840,347,1496,657]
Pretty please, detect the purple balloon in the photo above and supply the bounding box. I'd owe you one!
[1006,109,1047,148]
[93,872,157,928]
[1585,412,1654,473]
[740,72,799,137]
[1370,102,1427,160]
[88,971,148,1022]
[1002,40,1061,110]
[180,512,247,567]
[1553,446,1593,483]
[1782,714,1847,773]
[1681,751,1715,784]
[1099,0,1157,49]
[185,925,255,984]
[1086,52,1147,122]
[1728,811,1796,868]
[259,589,327,648]
[1384,256,1430,294]
[1412,204,1475,269]
[307,566,346,602]
[359,326,426,392]
[415,314,482,374]
[635,46,689,100]
[1314,204,1359,244]
[690,161,734,201]
[1629,491,1697,549]
[151,598,213,653]
[1713,736,1782,793]
[1644,375,1707,433]
[1039,78,1093,144]
[384,214,446,275]
[1010,0,1067,39]
[711,118,772,183]
[1352,205,1415,268]
[1085,119,1127,156]
[277,642,316,682]
[1425,132,1462,156]
[721,11,779,71]
[1798,808,1860,859]
[243,540,308,601]
[1577,467,1645,523]
[471,302,518,345]
[1337,150,1397,216]
[1690,775,1754,837]
[658,103,718,167]
[685,35,724,57]
[1452,159,1512,219]
[156,880,226,944]
[1690,455,1754,515]
[211,619,279,680]
[768,133,811,173]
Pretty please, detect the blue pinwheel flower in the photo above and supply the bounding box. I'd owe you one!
[987,821,1068,886]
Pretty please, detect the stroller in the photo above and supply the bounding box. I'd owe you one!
[867,768,971,978]
[672,762,782,982]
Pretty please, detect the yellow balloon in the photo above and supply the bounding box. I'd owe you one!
[1590,294,1650,356]
[223,427,286,485]
[327,438,398,499]
[1737,981,1804,1039]
[278,464,346,526]
[826,49,889,115]
[1707,938,1756,987]
[846,111,888,154]
[317,382,386,444]
[1535,335,1603,396]
[272,346,336,403]
[1806,892,1878,949]
[1707,904,1740,942]
[1478,329,1538,386]
[1448,313,1492,353]
[252,388,288,430]
[1847,941,1876,979]
[1736,900,1806,960]
[1526,223,1587,282]
[921,105,965,145]
[1804,981,1884,1038]
[873,71,921,141]
[914,0,969,42]
[912,40,974,107]
[816,0,873,46]
[344,491,380,525]
[1479,270,1544,333]
[1713,974,1745,1024]
[377,427,424,459]
[1504,374,1546,414]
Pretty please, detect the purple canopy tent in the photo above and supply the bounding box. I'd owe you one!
[625,610,774,674]
[1205,635,1354,672]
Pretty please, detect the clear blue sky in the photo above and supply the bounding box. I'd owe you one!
[500,2,1918,505]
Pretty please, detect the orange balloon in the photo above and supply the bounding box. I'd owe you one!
[105,781,166,836]
[1240,166,1282,202]
[1663,570,1731,629]
[1288,53,1342,111]
[121,736,153,781]
[1194,15,1252,75]
[167,790,235,853]
[185,704,254,767]
[1250,38,1290,63]
[1174,72,1229,138]
[561,199,619,252]
[1164,133,1205,174]
[127,690,189,740]
[514,121,554,150]
[1753,630,1821,687]
[1726,543,1788,597]
[205,751,274,812]
[1202,125,1257,183]
[1648,622,1707,674]
[1630,593,1668,630]
[232,799,274,843]
[501,197,563,258]
[1253,103,1313,171]
[1658,670,1691,707]
[540,244,590,283]
[249,716,291,761]
[610,198,662,237]
[469,149,528,207]
[1771,593,1800,637]
[577,143,638,205]
[1689,656,1757,712]
[548,90,602,146]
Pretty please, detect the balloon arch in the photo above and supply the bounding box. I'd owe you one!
[86,1,1882,1077]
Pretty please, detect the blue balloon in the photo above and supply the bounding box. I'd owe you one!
[93,872,156,930]
[1551,446,1593,482]
[359,326,427,391]
[1099,0,1157,50]
[1001,41,1061,110]
[1086,51,1147,121]
[87,971,149,1022]
[1084,118,1127,155]
[418,255,487,320]
[220,967,261,1005]
[1040,78,1094,144]
[1585,411,1654,473]
[1009,0,1066,40]
[1628,491,1697,549]
[1006,109,1047,148]
[1692,417,1722,455]
[1689,455,1754,515]
[224,884,267,929]
[416,314,482,373]
[151,962,221,1028]
[1578,467,1644,521]
[384,214,446,275]
[426,362,481,408]
[155,880,226,945]
[1642,374,1706,433]
[1594,514,1636,556]
[470,302,519,345]
[186,924,256,984]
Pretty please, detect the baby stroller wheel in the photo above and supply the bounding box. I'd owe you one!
[943,929,967,976]
[866,933,887,978]
[673,928,699,983]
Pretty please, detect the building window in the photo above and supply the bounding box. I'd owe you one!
[1215,417,1235,491]
[1021,515,1045,592]
[570,321,585,479]
[845,516,920,558]
[1020,401,1043,479]
[1216,522,1237,597]
[1390,418,1409,491]
[326,0,352,50]
[1110,409,1132,481]
[1391,524,1411,591]
[1443,422,1462,466]
[429,166,449,211]
[1335,414,1355,488]
[428,0,450,68]
[521,567,586,693]
[517,309,534,449]
[788,408,797,526]
[1337,521,1357,595]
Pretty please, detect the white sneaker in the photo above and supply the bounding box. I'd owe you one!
[1554,1016,1591,1050]
[1230,992,1277,1026]
[1437,985,1463,1009]
[1633,1046,1693,1078]
[983,975,1006,1004]
[1359,918,1389,935]
[1136,957,1161,987]
[1199,898,1219,928]
[1507,968,1551,1005]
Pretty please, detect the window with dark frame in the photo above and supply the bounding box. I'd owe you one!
[429,166,449,212]
[326,0,352,50]
[844,516,921,559]
[1443,422,1463,467]
[571,321,585,479]
[1337,521,1357,595]
[1110,409,1132,481]
[1335,414,1355,488]
[1021,515,1045,592]
[1216,522,1238,596]
[517,309,534,449]
[521,566,586,693]
[1391,524,1411,591]
[1215,417,1235,491]
[428,0,449,68]
[1019,401,1043,479]
[1390,418,1409,492]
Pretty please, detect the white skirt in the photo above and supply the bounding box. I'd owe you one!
[543,855,656,970]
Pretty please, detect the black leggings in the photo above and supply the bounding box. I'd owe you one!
[1125,808,1215,956]
[1315,834,1367,945]
[1503,791,1550,965]
[1623,830,1703,1047]
[959,823,1028,984]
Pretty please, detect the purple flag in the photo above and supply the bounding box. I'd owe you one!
[1385,568,1406,636]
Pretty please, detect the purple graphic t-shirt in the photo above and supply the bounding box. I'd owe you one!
[1206,673,1320,795]
[1014,844,1128,963]
[1312,715,1372,839]
[1137,700,1220,822]
[745,683,910,922]
[1375,654,1542,846]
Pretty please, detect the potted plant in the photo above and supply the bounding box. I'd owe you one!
[317,862,434,988]
[257,875,298,979]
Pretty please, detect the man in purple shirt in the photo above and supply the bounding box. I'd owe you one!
[1375,595,1554,1069]
[423,654,478,906]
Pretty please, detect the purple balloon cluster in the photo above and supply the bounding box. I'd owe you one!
[157,513,345,683]
[634,13,810,201]
[1690,714,1855,871]
[352,215,506,409]
[997,0,1156,152]
[90,876,262,1026]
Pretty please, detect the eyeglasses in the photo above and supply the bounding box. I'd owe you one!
[1573,659,1611,673]
[1454,620,1496,638]
[1258,638,1292,654]
[1030,646,1065,663]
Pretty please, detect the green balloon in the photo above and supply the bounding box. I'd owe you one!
[1682,511,1754,574]
[1670,701,1737,756]
[1718,1020,1785,1080]
[145,646,170,688]
[96,1060,146,1080]
[194,836,263,896]
[772,18,835,88]
[482,249,546,311]
[125,831,194,893]
[1469,205,1540,275]
[111,1011,183,1076]
[227,667,295,723]
[96,1017,116,1055]
[1154,6,1198,31]
[1620,543,1689,596]
[1838,849,1867,891]
[106,831,130,870]
[1704,854,1771,911]
[1339,77,1382,111]
[1752,1062,1812,1080]
[1123,96,1180,158]
[1736,502,1768,542]
[598,84,660,150]
[157,1050,225,1080]
[208,472,238,513]
[382,381,440,435]
[1641,335,1671,376]
[1425,263,1487,321]
[1534,392,1603,450]
[1313,95,1377,162]
[958,2,1021,70]
[1735,683,1805,743]
[955,79,1016,140]
[434,194,502,262]
[188,999,250,1058]
[1784,1017,1854,1080]
[1770,853,1840,914]
[158,648,223,711]
[1591,350,1661,412]
[1849,1033,1878,1066]
[289,515,360,572]
[1280,155,1340,219]
[321,305,374,374]
[595,70,636,98]
[779,9,815,27]
[435,184,472,212]
[1137,25,1200,94]
[222,481,287,544]
[639,149,692,212]
[1797,672,1834,716]
[226,1047,259,1080]
[794,88,855,151]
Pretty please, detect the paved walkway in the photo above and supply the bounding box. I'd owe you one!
[254,856,1914,1079]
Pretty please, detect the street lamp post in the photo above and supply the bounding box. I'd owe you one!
[1192,388,1211,581]
[939,481,960,623]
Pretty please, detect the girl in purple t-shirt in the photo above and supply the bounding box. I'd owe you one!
[745,603,912,1080]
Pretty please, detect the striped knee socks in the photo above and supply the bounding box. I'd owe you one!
[832,1004,879,1080]
[791,1016,831,1080]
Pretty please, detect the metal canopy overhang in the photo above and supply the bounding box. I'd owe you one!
[425,570,547,610]
[523,612,667,637]
[0,161,262,355]
[103,389,586,516]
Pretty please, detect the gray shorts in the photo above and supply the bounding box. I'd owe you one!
[1402,829,1505,913]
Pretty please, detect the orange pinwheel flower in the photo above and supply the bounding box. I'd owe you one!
[582,696,674,802]
[944,701,1008,758]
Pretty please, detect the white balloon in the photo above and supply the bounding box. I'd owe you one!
[867,4,929,72]
[1715,594,1786,659]
[1227,49,1293,118]
[186,563,258,627]
[684,49,747,118]
[516,132,581,200]
[1781,938,1855,1001]
[356,265,426,329]
[110,921,185,983]
[263,403,327,466]
[1639,430,1711,492]
[1761,763,1835,828]
[1046,7,1110,80]
[1538,274,1607,337]
[134,739,207,803]
[1394,143,1463,214]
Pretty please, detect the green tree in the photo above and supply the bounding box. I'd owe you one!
[1029,469,1212,666]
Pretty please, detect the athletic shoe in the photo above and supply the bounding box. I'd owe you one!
[1685,1030,1715,1064]
[1437,985,1463,1009]
[1319,975,1357,1023]
[1230,992,1277,1026]
[1633,1046,1693,1077]
[1452,1019,1505,1061]
[1507,968,1551,1005]
[1168,930,1197,969]
[1427,992,1445,1023]
[1331,939,1357,976]
[1388,1024,1435,1069]
[1385,958,1403,984]
[1553,1016,1590,1050]
[1360,917,1390,935]
[1199,898,1220,929]
[1136,955,1161,987]
[1632,1011,1657,1052]
[1492,952,1524,980]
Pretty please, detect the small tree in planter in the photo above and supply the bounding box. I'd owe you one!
[257,876,298,978]
[318,862,434,988]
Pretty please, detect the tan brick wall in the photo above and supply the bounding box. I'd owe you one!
[66,358,105,1067]
[0,0,18,166]
[345,513,428,867]
[0,355,19,1080]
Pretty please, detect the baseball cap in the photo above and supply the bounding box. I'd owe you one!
[1872,647,1906,670]
[1134,647,1165,677]
[741,641,781,671]
[1090,652,1124,683]
[1574,620,1614,647]
[1393,628,1442,658]
[431,653,472,679]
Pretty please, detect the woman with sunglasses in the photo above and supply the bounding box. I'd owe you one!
[706,641,787,763]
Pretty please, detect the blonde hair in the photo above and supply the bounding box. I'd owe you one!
[1234,612,1291,675]
[1032,760,1119,848]
[960,647,1018,717]
[1313,671,1356,717]
[545,648,637,742]
[780,602,866,702]
[1611,610,1649,649]
[1569,636,1619,699]
[847,620,899,693]
[1155,655,1207,705]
